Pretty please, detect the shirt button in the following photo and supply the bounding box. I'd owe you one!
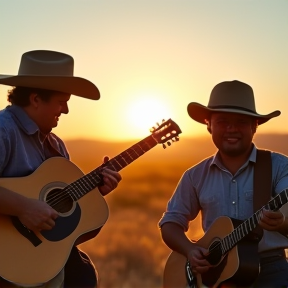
[232,179,236,183]
[232,201,236,205]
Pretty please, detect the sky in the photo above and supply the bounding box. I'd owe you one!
[0,0,287,142]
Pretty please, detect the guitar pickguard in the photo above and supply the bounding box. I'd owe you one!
[41,203,81,241]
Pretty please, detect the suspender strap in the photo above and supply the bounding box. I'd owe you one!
[253,149,272,212]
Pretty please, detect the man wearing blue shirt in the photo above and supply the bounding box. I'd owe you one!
[0,50,122,288]
[160,80,288,288]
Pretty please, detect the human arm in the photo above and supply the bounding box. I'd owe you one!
[161,222,211,274]
[259,208,288,235]
[0,186,58,232]
[98,156,122,196]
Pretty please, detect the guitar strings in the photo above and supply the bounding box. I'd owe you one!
[44,142,152,209]
[44,129,182,209]
[204,193,286,258]
[45,126,178,208]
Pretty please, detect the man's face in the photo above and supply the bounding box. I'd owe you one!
[209,112,257,157]
[35,92,70,134]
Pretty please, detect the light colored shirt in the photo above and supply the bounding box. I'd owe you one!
[159,145,288,252]
[0,105,69,287]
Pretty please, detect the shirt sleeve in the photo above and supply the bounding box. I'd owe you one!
[158,169,201,232]
[0,126,11,176]
[272,152,288,217]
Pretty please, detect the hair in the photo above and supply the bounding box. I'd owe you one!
[7,86,56,107]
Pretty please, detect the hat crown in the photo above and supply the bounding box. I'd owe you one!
[208,80,256,113]
[18,50,74,77]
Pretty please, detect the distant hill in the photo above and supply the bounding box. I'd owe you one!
[65,133,288,173]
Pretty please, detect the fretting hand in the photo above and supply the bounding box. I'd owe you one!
[259,208,286,231]
[98,156,122,196]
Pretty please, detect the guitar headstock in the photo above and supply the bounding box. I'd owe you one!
[150,119,182,148]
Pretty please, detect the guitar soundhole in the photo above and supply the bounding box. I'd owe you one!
[206,240,223,265]
[46,188,74,213]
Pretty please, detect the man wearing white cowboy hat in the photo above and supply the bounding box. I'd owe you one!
[159,80,288,287]
[0,50,122,288]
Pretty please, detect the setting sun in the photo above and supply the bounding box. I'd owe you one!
[124,94,172,137]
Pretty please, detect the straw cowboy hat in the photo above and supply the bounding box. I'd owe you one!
[187,80,280,125]
[0,50,100,100]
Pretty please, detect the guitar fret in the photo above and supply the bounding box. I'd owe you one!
[84,174,98,187]
[251,214,257,228]
[279,194,285,205]
[235,231,239,242]
[235,227,241,242]
[69,184,82,199]
[131,147,140,157]
[117,154,129,166]
[136,143,147,154]
[230,234,235,248]
[66,188,78,201]
[79,177,94,192]
[120,152,132,167]
[247,218,253,231]
[142,142,151,150]
[72,181,86,197]
[223,237,229,252]
[124,149,135,161]
[105,159,118,171]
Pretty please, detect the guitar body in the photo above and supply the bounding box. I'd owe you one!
[163,216,260,288]
[0,157,109,286]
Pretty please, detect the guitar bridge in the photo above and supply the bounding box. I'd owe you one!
[185,260,197,288]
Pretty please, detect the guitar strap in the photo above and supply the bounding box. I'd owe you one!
[253,149,272,212]
[253,149,272,238]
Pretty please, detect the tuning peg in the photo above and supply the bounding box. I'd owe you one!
[156,122,160,126]
[162,119,165,123]
[167,141,171,146]
[149,126,156,132]
[162,143,166,149]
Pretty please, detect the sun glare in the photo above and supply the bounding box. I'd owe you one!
[125,95,172,138]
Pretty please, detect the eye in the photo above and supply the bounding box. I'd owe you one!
[237,119,250,126]
[215,119,228,126]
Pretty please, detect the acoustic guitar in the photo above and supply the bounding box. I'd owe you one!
[163,188,288,288]
[0,119,181,287]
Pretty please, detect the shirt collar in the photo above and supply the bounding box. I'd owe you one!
[7,105,39,135]
[210,144,257,168]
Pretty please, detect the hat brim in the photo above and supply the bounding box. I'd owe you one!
[187,102,281,125]
[0,75,100,100]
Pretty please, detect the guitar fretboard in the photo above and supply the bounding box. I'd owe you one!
[220,188,288,254]
[64,135,158,201]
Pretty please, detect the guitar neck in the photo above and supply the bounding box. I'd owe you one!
[221,188,288,254]
[64,134,158,201]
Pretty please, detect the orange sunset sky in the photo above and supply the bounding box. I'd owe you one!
[0,0,287,142]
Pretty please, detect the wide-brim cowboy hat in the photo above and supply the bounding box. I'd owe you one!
[0,50,100,100]
[187,80,280,125]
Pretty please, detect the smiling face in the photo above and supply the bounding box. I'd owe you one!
[208,112,258,158]
[26,91,71,134]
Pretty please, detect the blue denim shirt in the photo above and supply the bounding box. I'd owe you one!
[159,145,288,252]
[0,105,69,286]
[0,105,69,177]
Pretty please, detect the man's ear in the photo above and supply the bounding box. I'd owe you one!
[29,93,39,107]
[206,122,212,134]
[252,121,258,134]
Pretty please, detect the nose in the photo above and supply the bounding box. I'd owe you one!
[226,122,238,132]
[61,103,69,114]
